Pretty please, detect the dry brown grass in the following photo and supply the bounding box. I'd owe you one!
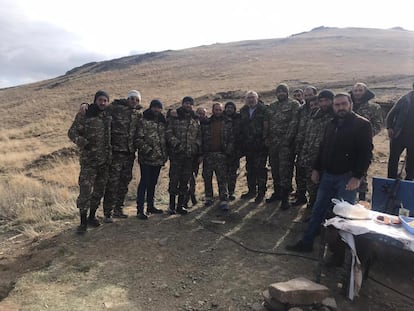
[0,26,412,237]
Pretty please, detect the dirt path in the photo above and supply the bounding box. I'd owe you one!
[0,197,413,311]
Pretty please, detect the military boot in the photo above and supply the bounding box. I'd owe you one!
[77,211,88,234]
[176,195,188,215]
[266,189,282,203]
[87,208,101,227]
[280,188,291,211]
[113,206,128,218]
[292,192,307,206]
[168,194,176,214]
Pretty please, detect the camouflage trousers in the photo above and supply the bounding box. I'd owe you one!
[103,152,135,215]
[189,157,200,197]
[227,156,240,195]
[358,173,368,195]
[268,146,294,192]
[77,161,109,213]
[245,151,268,194]
[306,167,319,207]
[169,156,194,196]
[202,152,229,201]
[295,162,307,194]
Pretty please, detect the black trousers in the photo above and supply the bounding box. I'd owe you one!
[387,136,414,180]
[136,163,161,212]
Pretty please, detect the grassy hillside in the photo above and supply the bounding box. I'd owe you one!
[0,26,413,235]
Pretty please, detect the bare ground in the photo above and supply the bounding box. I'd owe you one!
[1,132,414,311]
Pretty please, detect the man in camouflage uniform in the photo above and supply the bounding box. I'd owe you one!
[102,90,143,222]
[239,91,268,203]
[224,101,241,201]
[68,90,112,234]
[292,86,319,206]
[265,83,300,210]
[166,96,201,214]
[350,82,383,200]
[292,88,305,106]
[297,90,335,210]
[80,90,143,221]
[185,107,208,207]
[134,100,168,219]
[201,103,234,210]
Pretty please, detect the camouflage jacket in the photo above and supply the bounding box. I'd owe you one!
[166,107,201,158]
[265,98,300,150]
[294,102,315,155]
[201,115,234,155]
[105,99,142,153]
[135,108,168,166]
[68,104,112,166]
[239,103,268,154]
[351,89,382,136]
[227,112,242,157]
[297,107,334,168]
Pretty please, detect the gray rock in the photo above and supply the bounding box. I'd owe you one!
[262,289,287,311]
[321,297,337,310]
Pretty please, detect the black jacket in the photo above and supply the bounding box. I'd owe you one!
[313,111,373,179]
[386,90,414,139]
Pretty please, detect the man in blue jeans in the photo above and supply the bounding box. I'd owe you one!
[286,92,373,252]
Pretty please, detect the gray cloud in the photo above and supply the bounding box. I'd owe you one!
[0,2,104,88]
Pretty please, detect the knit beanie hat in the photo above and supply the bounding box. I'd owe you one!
[182,96,194,105]
[276,83,289,93]
[318,89,335,100]
[127,90,141,101]
[94,90,109,103]
[150,99,163,109]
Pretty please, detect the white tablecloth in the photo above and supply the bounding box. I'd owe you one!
[324,212,414,300]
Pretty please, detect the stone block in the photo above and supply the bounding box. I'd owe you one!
[268,277,329,305]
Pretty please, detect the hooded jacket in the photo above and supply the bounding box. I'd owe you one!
[166,106,201,158]
[350,88,383,136]
[297,107,334,168]
[135,108,168,166]
[106,99,142,153]
[265,98,300,150]
[68,104,112,166]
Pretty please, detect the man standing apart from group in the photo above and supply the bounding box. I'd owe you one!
[69,90,112,233]
[350,82,383,200]
[201,103,234,210]
[239,91,268,203]
[265,83,300,210]
[386,82,414,180]
[166,96,201,214]
[287,93,373,252]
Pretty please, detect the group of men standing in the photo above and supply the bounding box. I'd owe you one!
[68,82,412,243]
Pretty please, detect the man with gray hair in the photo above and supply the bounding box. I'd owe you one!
[239,91,268,203]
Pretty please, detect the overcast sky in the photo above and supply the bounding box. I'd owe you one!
[2,0,414,88]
